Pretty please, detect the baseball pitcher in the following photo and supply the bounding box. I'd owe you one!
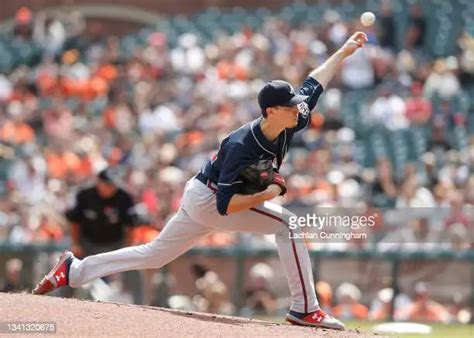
[33,31,368,330]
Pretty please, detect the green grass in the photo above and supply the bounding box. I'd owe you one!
[255,316,474,337]
[345,320,473,338]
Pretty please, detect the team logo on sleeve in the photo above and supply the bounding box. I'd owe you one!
[297,102,309,117]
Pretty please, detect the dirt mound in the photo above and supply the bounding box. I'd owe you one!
[0,293,377,337]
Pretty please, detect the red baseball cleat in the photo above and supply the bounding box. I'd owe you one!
[32,251,75,295]
[286,309,345,330]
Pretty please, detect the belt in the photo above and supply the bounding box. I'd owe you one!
[195,172,218,192]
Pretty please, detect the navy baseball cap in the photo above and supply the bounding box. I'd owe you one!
[258,80,308,113]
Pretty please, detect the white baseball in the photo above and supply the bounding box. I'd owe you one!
[360,12,376,27]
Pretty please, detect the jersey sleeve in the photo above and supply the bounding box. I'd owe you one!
[293,77,324,132]
[216,143,244,215]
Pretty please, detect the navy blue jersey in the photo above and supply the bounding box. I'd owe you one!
[199,77,324,215]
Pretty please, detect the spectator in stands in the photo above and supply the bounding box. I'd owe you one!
[44,146,82,181]
[0,74,12,102]
[377,0,396,50]
[424,58,461,101]
[242,263,277,316]
[367,88,408,130]
[447,223,471,251]
[33,12,67,57]
[369,287,393,321]
[396,175,435,208]
[405,4,426,49]
[315,281,334,315]
[398,282,450,323]
[446,292,471,324]
[458,32,474,85]
[1,258,24,292]
[377,217,438,252]
[33,214,64,242]
[427,125,452,155]
[432,183,451,208]
[13,7,34,41]
[321,89,344,131]
[42,104,74,143]
[8,154,47,205]
[332,282,368,320]
[192,265,234,315]
[464,175,474,206]
[370,159,398,208]
[405,81,432,125]
[369,287,411,321]
[0,114,35,145]
[444,191,470,230]
[434,98,464,131]
[7,208,34,244]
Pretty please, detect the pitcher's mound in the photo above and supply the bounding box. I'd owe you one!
[1,293,378,337]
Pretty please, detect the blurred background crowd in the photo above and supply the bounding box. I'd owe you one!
[0,0,472,325]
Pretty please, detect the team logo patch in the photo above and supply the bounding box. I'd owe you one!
[297,101,309,116]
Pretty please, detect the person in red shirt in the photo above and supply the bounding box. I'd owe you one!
[405,81,432,125]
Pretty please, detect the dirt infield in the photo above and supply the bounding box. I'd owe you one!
[0,293,379,337]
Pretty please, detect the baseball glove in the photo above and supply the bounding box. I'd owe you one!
[238,160,287,196]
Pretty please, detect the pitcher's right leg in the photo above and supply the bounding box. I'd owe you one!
[69,208,209,287]
[33,207,210,294]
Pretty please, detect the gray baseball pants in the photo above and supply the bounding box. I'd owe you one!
[69,178,318,313]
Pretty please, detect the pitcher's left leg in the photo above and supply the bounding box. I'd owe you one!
[207,201,344,330]
[244,203,318,314]
[207,201,317,313]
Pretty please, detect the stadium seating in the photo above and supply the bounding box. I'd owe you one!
[1,1,472,174]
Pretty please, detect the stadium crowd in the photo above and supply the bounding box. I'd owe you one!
[0,0,472,323]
